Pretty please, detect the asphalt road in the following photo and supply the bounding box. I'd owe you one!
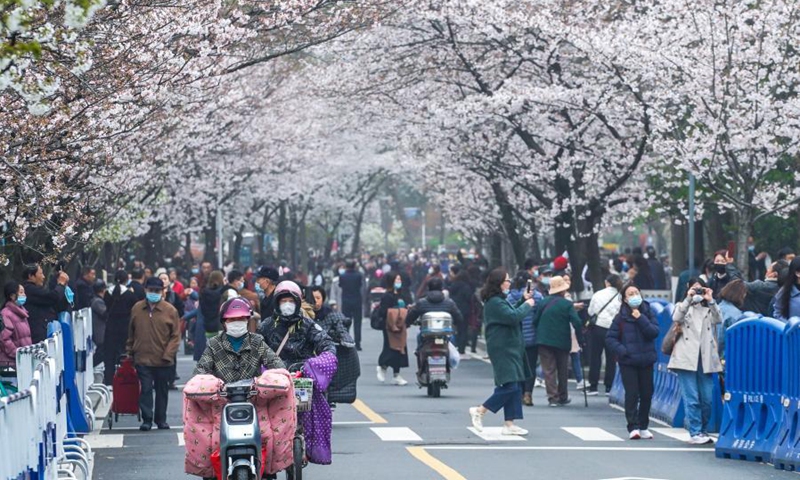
[91,328,798,480]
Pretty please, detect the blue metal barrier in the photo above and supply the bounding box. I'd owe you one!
[716,317,786,462]
[773,318,800,471]
[59,312,91,434]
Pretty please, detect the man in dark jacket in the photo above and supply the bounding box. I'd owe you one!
[255,266,280,317]
[406,277,464,370]
[129,268,147,301]
[75,266,96,310]
[338,260,364,351]
[22,263,70,343]
[445,266,474,354]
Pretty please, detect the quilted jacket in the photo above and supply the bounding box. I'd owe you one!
[193,332,285,383]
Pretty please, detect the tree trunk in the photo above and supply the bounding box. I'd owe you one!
[233,225,244,266]
[203,214,217,266]
[489,232,503,269]
[351,202,369,256]
[490,182,526,269]
[735,209,754,280]
[439,211,446,247]
[529,217,542,263]
[289,207,298,271]
[277,201,287,263]
[299,210,309,275]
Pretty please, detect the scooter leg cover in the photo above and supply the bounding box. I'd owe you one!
[182,374,226,477]
[255,369,296,474]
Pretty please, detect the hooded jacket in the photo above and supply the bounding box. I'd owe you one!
[0,302,32,366]
[405,290,464,327]
[605,301,660,367]
[258,311,336,368]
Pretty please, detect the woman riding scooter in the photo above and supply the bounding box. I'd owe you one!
[258,281,338,466]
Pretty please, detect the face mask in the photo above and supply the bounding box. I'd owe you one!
[541,277,551,286]
[226,321,248,338]
[126,279,132,286]
[394,282,402,290]
[502,289,510,296]
[255,282,264,293]
[65,286,75,305]
[691,292,704,304]
[714,264,726,274]
[279,302,296,317]
[628,295,643,308]
[16,296,27,306]
[532,270,539,279]
[146,292,162,303]
[338,269,345,276]
[237,282,245,291]
[748,245,755,252]
[192,268,199,275]
[428,268,434,275]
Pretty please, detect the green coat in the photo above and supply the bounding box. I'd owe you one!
[484,295,533,387]
[533,295,583,351]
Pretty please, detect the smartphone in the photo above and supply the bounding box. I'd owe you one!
[727,241,736,259]
[526,279,533,293]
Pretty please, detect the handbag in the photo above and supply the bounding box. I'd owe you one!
[588,292,619,326]
[661,322,683,355]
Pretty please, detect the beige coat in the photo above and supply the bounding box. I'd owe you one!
[667,299,723,373]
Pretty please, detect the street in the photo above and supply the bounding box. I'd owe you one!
[90,329,797,480]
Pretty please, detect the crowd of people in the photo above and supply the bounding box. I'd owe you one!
[1,239,797,450]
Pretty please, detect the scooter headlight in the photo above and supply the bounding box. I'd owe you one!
[226,405,254,424]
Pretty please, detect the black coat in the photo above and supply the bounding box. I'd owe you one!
[258,315,336,368]
[447,279,473,321]
[129,281,146,301]
[75,278,94,310]
[260,292,276,318]
[104,285,140,344]
[405,291,464,327]
[605,302,660,367]
[339,270,363,309]
[22,281,67,343]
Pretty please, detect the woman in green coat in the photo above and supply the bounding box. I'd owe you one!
[468,268,535,437]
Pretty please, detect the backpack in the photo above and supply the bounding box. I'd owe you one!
[200,288,223,333]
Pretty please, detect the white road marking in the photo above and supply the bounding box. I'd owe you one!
[467,427,526,442]
[651,428,717,443]
[105,425,185,431]
[562,427,624,442]
[84,434,125,449]
[333,421,375,425]
[370,427,423,442]
[178,432,185,447]
[609,405,671,427]
[425,446,714,452]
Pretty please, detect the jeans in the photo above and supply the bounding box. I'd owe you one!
[571,352,584,383]
[523,345,539,394]
[342,304,363,348]
[483,382,524,421]
[539,345,570,404]
[588,325,616,392]
[675,365,715,436]
[619,364,654,432]
[136,365,171,425]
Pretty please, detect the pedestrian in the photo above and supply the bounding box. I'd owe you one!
[339,260,365,351]
[90,280,108,374]
[126,276,181,431]
[773,257,800,321]
[129,267,147,301]
[75,266,96,310]
[646,246,667,290]
[586,274,623,396]
[668,278,722,444]
[21,263,70,343]
[707,250,736,300]
[507,271,543,406]
[255,266,280,319]
[717,280,746,358]
[605,283,659,440]
[103,270,140,385]
[159,272,185,389]
[533,276,584,407]
[375,272,412,385]
[447,265,475,356]
[168,268,185,298]
[468,268,534,436]
[416,264,443,299]
[630,255,655,290]
[228,269,260,325]
[1,281,32,368]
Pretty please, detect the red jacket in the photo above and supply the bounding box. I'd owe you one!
[1,302,33,366]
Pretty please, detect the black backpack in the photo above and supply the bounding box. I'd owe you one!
[200,288,222,333]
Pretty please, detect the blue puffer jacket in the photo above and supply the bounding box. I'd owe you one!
[508,288,543,347]
[605,301,660,367]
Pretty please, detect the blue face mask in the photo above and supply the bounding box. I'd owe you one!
[65,286,75,305]
[255,282,264,293]
[541,277,551,286]
[748,245,755,252]
[628,295,643,308]
[192,268,199,275]
[339,269,346,276]
[394,282,402,290]
[532,270,540,279]
[146,292,162,303]
[16,295,27,307]
[502,289,510,296]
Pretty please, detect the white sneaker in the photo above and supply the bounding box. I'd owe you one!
[688,435,713,445]
[534,378,546,388]
[639,429,654,440]
[501,425,529,436]
[469,407,484,432]
[376,366,386,383]
[629,429,641,440]
[576,380,588,390]
[392,374,408,386]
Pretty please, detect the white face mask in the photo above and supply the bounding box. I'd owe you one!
[280,302,296,317]
[226,321,248,338]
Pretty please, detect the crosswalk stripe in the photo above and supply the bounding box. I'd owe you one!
[561,427,624,442]
[84,434,125,449]
[371,427,423,442]
[467,427,526,442]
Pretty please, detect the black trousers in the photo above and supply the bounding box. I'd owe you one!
[523,345,539,394]
[136,365,171,424]
[342,304,363,348]
[588,325,616,392]
[539,345,569,404]
[619,364,654,432]
[455,319,469,354]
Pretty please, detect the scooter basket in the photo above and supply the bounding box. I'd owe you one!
[293,377,314,412]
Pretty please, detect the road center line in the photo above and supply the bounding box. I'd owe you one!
[351,399,388,424]
[407,446,468,480]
